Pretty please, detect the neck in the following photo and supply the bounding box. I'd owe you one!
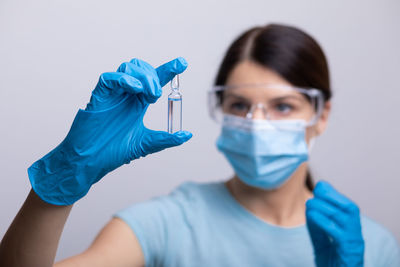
[226,163,313,227]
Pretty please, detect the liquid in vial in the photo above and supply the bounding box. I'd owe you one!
[167,75,182,133]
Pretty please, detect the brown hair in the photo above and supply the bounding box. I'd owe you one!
[214,24,332,191]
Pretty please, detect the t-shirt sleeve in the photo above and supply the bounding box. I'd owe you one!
[376,229,400,267]
[113,183,195,267]
[361,216,400,267]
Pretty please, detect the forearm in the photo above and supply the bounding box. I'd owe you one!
[0,189,72,267]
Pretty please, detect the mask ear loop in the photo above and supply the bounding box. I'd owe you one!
[308,122,319,153]
[308,136,317,152]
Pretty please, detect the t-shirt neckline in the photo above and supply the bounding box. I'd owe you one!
[214,181,308,236]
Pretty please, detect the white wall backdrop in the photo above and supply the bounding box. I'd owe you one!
[0,0,399,261]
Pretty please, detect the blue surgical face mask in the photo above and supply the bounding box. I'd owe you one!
[216,115,310,190]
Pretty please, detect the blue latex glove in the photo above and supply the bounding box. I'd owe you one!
[306,181,365,267]
[28,58,192,206]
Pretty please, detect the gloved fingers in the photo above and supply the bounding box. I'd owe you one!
[98,72,144,95]
[140,129,193,155]
[306,209,343,242]
[306,211,327,239]
[306,198,348,228]
[313,181,358,214]
[118,60,162,103]
[155,57,188,87]
[306,211,336,255]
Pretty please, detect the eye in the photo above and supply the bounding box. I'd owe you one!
[229,102,249,112]
[274,103,293,114]
[225,101,250,116]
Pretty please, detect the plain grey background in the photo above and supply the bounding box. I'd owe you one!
[1,0,399,261]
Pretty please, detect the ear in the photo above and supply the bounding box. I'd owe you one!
[315,101,331,136]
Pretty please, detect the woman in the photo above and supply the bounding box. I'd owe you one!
[0,24,399,267]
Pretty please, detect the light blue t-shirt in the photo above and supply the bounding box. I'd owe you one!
[115,181,400,267]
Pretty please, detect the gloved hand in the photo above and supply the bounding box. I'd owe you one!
[306,181,365,267]
[28,58,192,206]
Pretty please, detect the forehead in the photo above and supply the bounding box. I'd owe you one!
[224,60,300,101]
[226,60,292,87]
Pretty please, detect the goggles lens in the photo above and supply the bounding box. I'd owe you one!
[208,84,324,127]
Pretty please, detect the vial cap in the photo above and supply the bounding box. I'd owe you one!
[171,75,179,90]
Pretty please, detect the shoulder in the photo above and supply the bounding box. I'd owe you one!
[361,215,398,245]
[161,181,227,214]
[174,180,226,201]
[112,181,225,266]
[361,215,400,266]
[114,181,224,226]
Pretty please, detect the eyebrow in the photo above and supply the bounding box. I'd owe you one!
[223,92,250,101]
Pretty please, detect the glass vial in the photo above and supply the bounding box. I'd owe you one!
[168,75,182,133]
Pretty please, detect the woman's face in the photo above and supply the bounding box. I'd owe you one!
[224,60,331,143]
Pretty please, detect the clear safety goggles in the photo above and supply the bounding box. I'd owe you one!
[208,84,325,128]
